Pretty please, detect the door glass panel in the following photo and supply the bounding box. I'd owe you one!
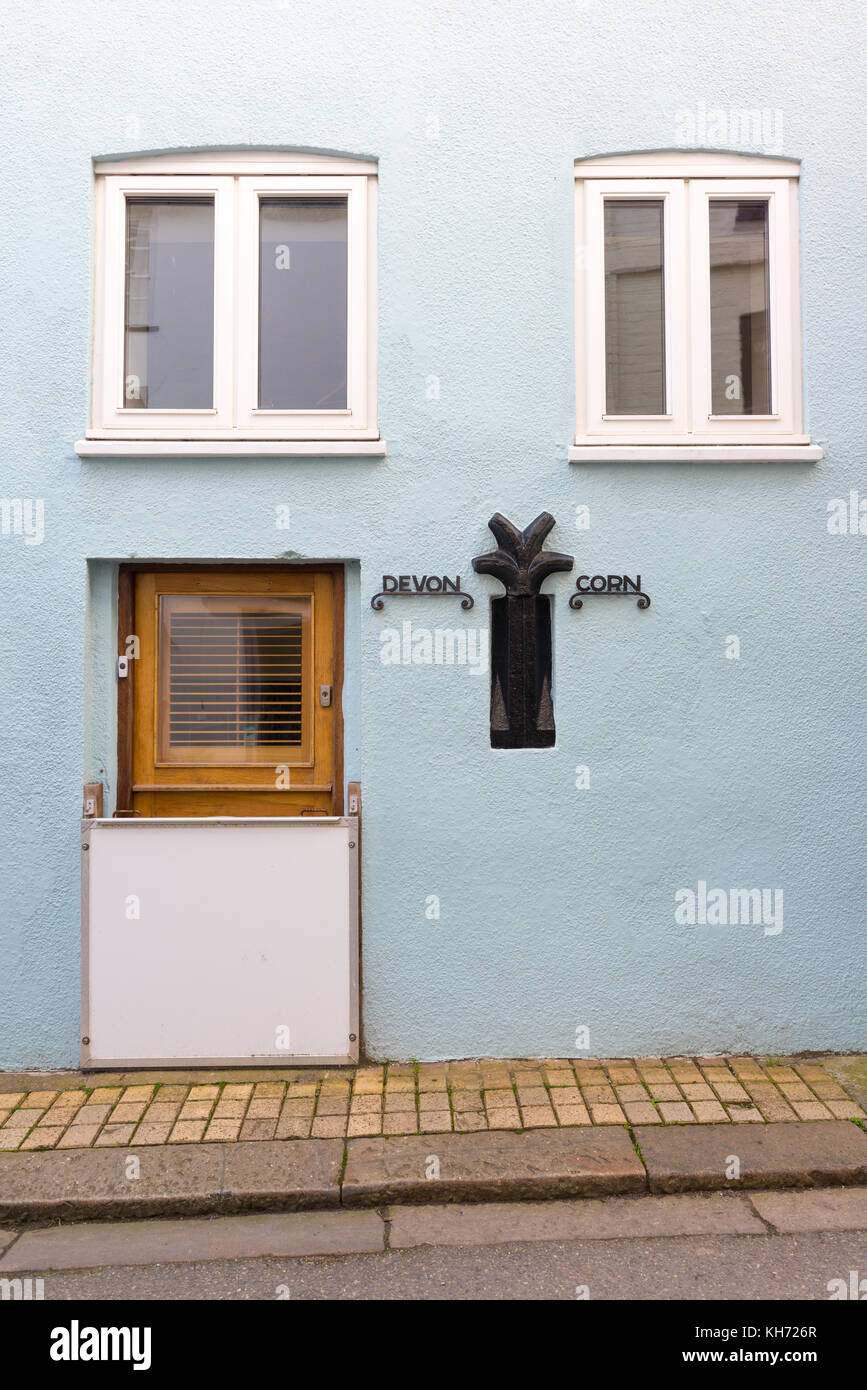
[709,199,771,415]
[158,595,311,764]
[604,198,666,415]
[124,199,214,409]
[259,198,348,410]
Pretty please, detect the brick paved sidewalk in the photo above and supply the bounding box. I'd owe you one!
[0,1055,863,1153]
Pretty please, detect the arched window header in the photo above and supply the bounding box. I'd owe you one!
[574,151,799,179]
[94,149,377,176]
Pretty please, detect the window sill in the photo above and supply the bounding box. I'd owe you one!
[75,438,387,458]
[568,443,823,463]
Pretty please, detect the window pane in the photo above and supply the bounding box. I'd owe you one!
[124,199,214,409]
[259,199,348,410]
[709,200,771,415]
[604,199,666,415]
[159,595,311,764]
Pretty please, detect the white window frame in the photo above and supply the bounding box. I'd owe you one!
[84,152,379,453]
[573,152,818,461]
[236,175,369,437]
[583,179,688,437]
[688,177,794,439]
[95,174,235,435]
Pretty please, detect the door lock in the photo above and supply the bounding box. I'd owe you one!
[319,684,332,707]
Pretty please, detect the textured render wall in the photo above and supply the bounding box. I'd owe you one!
[0,0,864,1066]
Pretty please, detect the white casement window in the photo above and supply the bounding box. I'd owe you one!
[572,153,820,461]
[82,152,380,455]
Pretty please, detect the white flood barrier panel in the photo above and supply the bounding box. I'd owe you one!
[82,817,359,1067]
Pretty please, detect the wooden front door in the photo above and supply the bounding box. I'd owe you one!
[123,568,342,817]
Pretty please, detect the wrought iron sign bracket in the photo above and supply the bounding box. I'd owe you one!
[370,575,473,611]
[569,575,651,610]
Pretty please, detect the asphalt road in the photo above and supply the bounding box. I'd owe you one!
[32,1229,867,1300]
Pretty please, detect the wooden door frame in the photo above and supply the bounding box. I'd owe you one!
[116,563,345,816]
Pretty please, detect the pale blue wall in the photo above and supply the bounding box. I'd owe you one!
[1,0,864,1066]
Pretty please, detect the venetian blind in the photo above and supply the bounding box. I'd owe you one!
[168,610,304,747]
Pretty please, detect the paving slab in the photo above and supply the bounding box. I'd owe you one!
[0,1072,90,1094]
[220,1140,343,1212]
[823,1056,867,1110]
[0,1139,343,1223]
[0,1209,384,1272]
[0,1145,222,1223]
[116,1069,336,1085]
[0,1069,336,1093]
[636,1121,867,1193]
[342,1127,644,1206]
[388,1191,764,1247]
[749,1186,867,1233]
